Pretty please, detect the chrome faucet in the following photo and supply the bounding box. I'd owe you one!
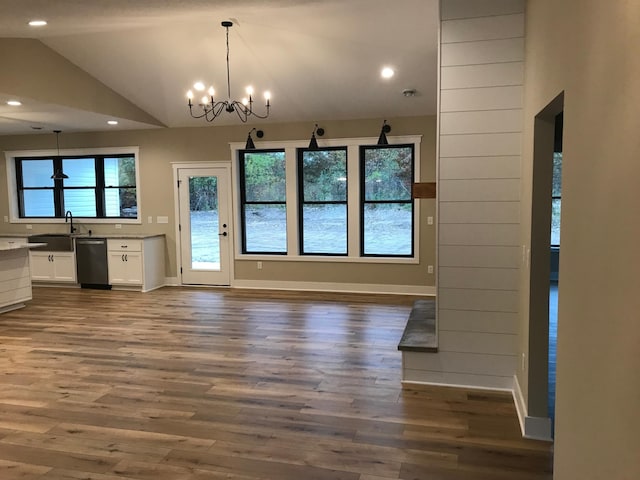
[65,210,76,234]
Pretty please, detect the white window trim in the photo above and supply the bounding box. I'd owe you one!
[4,146,141,224]
[230,135,421,264]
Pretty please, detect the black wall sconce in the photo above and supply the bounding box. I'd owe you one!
[245,128,264,149]
[308,124,325,149]
[377,120,391,145]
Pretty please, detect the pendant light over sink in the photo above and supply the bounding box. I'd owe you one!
[50,130,68,180]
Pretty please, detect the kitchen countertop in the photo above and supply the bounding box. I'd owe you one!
[0,233,165,239]
[0,242,47,251]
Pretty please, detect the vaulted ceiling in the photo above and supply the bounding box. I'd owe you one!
[0,0,439,135]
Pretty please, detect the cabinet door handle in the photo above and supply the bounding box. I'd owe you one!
[121,245,128,248]
[122,254,125,262]
[125,254,128,262]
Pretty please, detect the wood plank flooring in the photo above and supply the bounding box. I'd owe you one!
[0,287,553,479]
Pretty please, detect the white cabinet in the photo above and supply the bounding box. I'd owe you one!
[29,251,77,282]
[107,239,143,285]
[107,237,164,292]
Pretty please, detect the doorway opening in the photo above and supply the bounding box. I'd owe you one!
[548,112,563,426]
[527,92,563,441]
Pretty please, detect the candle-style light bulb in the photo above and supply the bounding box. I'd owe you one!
[208,86,215,97]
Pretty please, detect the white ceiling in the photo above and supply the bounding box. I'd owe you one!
[0,0,439,134]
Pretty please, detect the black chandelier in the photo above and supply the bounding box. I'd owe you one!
[186,21,271,123]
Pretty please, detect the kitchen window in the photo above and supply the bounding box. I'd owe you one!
[9,148,139,220]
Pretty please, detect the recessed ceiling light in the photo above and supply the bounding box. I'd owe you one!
[28,20,47,27]
[381,67,395,79]
[7,100,22,106]
[107,120,119,125]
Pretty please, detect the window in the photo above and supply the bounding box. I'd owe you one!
[233,135,420,262]
[551,152,562,246]
[15,154,137,219]
[239,149,287,254]
[297,147,348,255]
[360,145,414,256]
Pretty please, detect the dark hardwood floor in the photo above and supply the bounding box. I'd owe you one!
[0,287,553,479]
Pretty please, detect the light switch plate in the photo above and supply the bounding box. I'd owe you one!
[26,224,32,230]
[157,216,169,224]
[147,216,153,224]
[115,224,122,229]
[3,215,8,222]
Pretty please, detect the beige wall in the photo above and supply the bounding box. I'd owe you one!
[0,115,436,291]
[520,1,640,478]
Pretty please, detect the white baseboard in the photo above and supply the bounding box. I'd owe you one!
[513,374,553,441]
[401,379,512,393]
[164,276,179,286]
[232,279,435,296]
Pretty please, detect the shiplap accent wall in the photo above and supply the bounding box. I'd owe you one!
[403,0,524,389]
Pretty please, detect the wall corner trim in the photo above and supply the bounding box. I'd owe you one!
[513,375,554,442]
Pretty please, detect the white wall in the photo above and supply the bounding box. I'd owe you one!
[404,0,525,389]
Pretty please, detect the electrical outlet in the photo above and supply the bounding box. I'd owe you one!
[26,224,32,230]
[3,215,8,222]
[147,216,153,224]
[427,265,434,274]
[427,216,433,225]
[115,224,122,229]
[257,261,263,270]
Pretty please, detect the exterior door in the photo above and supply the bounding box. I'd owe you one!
[178,167,232,285]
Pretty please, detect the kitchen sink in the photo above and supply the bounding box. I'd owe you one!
[28,234,75,251]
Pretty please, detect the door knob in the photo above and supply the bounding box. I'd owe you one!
[218,232,228,237]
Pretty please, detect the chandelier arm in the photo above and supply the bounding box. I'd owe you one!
[189,105,212,120]
[206,102,227,121]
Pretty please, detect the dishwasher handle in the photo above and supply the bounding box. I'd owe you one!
[76,239,106,245]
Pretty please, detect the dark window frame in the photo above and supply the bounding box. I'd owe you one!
[359,144,415,258]
[15,153,137,219]
[296,146,348,256]
[238,148,287,255]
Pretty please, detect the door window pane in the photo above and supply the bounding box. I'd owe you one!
[189,176,220,270]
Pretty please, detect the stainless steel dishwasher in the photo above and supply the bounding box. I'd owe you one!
[75,237,111,289]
